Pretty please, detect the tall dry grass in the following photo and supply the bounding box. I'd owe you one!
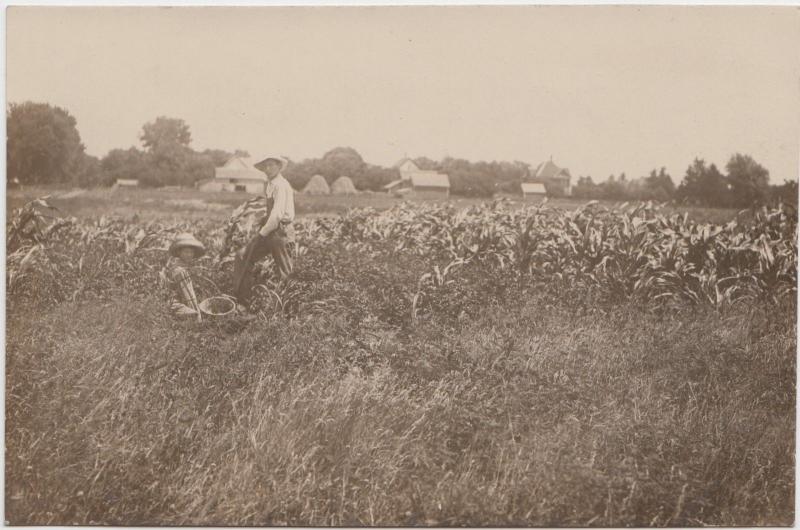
[6,288,794,525]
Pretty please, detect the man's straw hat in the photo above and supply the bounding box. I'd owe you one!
[169,233,206,258]
[253,154,288,172]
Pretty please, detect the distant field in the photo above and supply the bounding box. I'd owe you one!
[6,185,740,224]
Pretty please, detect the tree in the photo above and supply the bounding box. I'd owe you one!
[199,148,250,168]
[138,117,195,186]
[648,168,675,198]
[599,172,629,200]
[140,117,192,153]
[726,153,769,208]
[573,176,600,199]
[7,101,87,185]
[283,158,317,190]
[72,154,107,188]
[362,164,400,191]
[183,153,216,186]
[412,156,439,170]
[630,167,675,201]
[438,157,496,197]
[101,148,152,185]
[769,180,798,207]
[319,147,367,183]
[676,158,729,207]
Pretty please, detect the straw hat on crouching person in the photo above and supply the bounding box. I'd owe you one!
[169,233,206,260]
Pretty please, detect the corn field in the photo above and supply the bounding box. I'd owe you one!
[8,197,797,317]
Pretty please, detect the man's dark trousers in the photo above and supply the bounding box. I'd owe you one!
[233,228,293,303]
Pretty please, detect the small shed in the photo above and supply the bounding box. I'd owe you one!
[521,182,547,199]
[115,178,139,187]
[198,156,266,193]
[303,174,331,195]
[331,176,358,195]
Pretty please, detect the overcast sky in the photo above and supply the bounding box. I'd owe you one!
[7,6,800,182]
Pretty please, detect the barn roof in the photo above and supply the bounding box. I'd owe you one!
[223,156,256,169]
[216,156,266,181]
[214,168,267,181]
[521,182,547,194]
[533,159,571,180]
[383,179,405,190]
[393,157,419,170]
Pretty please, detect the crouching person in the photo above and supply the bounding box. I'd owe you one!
[163,233,206,322]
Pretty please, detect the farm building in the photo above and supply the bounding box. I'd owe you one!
[526,158,573,196]
[521,182,547,199]
[303,174,331,195]
[383,158,451,198]
[331,176,358,195]
[196,156,266,193]
[114,178,139,188]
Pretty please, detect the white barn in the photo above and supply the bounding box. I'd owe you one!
[384,158,451,198]
[197,156,266,193]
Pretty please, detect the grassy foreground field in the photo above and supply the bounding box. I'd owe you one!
[5,196,796,525]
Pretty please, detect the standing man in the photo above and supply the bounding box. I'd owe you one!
[232,154,295,303]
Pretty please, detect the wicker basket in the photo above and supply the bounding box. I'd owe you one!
[199,296,236,317]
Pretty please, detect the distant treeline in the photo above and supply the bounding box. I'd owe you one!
[8,101,797,207]
[571,161,798,209]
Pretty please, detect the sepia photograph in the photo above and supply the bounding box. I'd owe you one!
[4,5,798,526]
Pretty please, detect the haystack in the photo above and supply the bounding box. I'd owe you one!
[303,174,330,195]
[331,176,358,195]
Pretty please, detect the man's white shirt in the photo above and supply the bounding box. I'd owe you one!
[260,174,295,237]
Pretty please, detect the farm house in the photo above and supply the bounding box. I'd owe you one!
[526,158,573,196]
[383,158,450,198]
[331,176,358,195]
[521,182,547,199]
[302,174,331,195]
[196,156,266,194]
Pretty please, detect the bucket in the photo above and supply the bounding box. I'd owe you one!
[199,296,236,317]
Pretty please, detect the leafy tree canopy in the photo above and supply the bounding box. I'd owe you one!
[7,102,87,185]
[726,153,770,208]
